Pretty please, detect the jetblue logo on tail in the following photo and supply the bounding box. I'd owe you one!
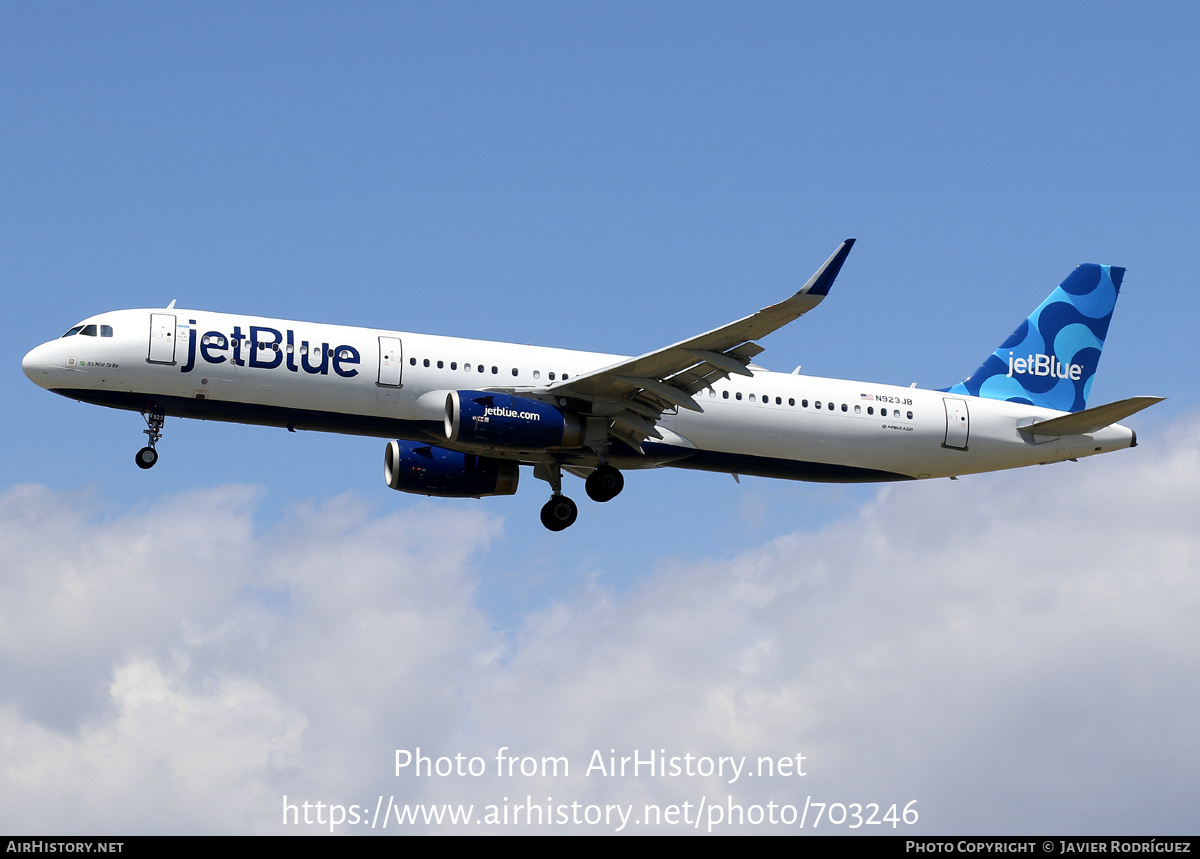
[945,264,1124,413]
[1007,352,1083,381]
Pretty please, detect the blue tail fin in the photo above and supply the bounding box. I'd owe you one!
[945,264,1124,413]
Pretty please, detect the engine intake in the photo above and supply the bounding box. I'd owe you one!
[445,391,583,449]
[384,440,519,498]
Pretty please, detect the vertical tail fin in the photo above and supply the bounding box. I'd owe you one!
[945,264,1124,413]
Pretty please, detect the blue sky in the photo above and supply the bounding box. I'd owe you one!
[2,2,1198,834]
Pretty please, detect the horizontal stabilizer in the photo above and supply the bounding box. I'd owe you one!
[1017,396,1164,437]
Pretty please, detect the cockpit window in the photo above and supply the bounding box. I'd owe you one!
[62,322,113,337]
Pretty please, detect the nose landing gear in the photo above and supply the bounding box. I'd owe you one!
[135,408,165,470]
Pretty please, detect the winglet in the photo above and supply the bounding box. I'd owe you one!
[799,238,855,297]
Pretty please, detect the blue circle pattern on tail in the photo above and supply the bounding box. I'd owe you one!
[945,264,1123,413]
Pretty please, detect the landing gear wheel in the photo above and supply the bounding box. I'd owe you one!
[585,465,624,502]
[540,495,578,531]
[135,446,159,469]
[136,408,165,470]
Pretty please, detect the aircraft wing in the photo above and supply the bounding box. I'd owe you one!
[541,239,856,450]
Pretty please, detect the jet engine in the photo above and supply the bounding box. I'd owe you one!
[444,391,583,449]
[384,440,519,498]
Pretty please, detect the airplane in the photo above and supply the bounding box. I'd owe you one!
[21,239,1163,531]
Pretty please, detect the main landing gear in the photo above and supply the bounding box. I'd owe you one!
[535,460,577,532]
[540,495,578,532]
[135,408,165,470]
[535,461,625,531]
[585,464,624,503]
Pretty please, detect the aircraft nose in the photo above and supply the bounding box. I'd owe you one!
[22,342,53,387]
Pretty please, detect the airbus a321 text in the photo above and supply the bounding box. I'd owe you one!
[22,240,1162,531]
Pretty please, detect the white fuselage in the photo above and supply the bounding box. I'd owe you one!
[22,307,1137,484]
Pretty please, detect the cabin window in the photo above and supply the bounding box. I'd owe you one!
[854,405,861,414]
[478,365,484,373]
[512,368,518,377]
[749,394,756,403]
[451,362,457,370]
[776,396,782,405]
[491,366,498,374]
[533,370,541,379]
[437,360,444,369]
[867,406,874,415]
[722,390,729,399]
[815,401,821,409]
[409,357,416,365]
[562,373,569,380]
[735,392,742,401]
[788,398,795,406]
[709,388,716,397]
[548,372,555,381]
[907,411,913,419]
[841,404,848,412]
[464,363,471,372]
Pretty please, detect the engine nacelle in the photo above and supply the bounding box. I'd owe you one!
[384,440,519,498]
[445,391,583,449]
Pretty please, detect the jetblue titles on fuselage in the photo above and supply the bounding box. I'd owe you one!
[179,320,361,378]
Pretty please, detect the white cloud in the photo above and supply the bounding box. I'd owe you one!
[0,659,303,834]
[0,421,1197,834]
